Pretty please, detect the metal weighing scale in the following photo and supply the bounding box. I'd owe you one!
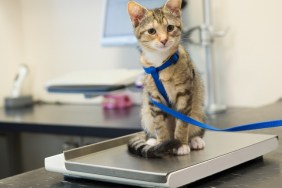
[45,131,278,188]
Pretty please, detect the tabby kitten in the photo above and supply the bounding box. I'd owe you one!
[127,0,205,157]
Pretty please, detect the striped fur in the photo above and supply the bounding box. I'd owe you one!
[128,133,181,158]
[128,0,206,158]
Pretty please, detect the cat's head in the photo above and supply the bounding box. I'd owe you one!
[128,0,182,52]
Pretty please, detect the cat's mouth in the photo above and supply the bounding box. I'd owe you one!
[152,40,174,51]
[157,43,172,50]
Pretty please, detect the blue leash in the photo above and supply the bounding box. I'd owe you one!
[143,51,282,132]
[150,98,282,131]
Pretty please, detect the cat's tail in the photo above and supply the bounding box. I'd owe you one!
[127,132,181,158]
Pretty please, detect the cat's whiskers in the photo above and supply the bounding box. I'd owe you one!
[180,36,193,43]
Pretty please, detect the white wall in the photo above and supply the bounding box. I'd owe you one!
[21,0,140,103]
[1,0,282,107]
[187,0,282,107]
[0,0,25,107]
[217,0,282,107]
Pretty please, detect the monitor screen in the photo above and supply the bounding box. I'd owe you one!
[101,0,168,46]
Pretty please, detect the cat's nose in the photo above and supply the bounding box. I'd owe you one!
[160,39,168,45]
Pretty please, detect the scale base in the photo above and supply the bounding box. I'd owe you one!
[45,132,278,188]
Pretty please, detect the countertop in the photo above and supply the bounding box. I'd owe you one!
[1,100,282,187]
[0,102,142,137]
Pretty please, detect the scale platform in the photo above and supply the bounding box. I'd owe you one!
[45,131,278,188]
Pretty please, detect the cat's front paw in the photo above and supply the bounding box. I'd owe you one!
[173,144,190,155]
[146,138,157,146]
[189,136,205,150]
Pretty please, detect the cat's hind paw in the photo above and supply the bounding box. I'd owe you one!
[189,136,205,150]
[173,144,190,155]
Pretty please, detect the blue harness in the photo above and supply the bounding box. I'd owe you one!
[143,51,179,106]
[143,51,282,132]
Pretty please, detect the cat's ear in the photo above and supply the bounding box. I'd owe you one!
[164,0,182,17]
[128,1,147,27]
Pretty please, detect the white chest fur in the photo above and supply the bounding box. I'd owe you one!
[143,51,170,67]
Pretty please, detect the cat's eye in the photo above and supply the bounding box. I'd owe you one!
[167,25,174,32]
[148,28,156,35]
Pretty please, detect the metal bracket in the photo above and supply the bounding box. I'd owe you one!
[182,25,228,47]
[182,0,228,114]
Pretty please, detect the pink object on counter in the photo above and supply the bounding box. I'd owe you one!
[102,94,132,109]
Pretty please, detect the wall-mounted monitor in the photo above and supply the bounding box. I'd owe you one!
[101,0,167,46]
